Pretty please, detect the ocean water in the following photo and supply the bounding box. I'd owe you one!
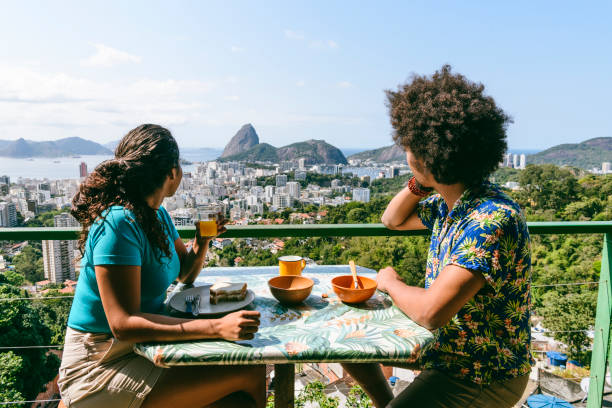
[0,152,223,181]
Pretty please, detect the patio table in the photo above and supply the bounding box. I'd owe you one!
[134,265,434,407]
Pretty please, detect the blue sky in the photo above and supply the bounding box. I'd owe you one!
[0,1,610,150]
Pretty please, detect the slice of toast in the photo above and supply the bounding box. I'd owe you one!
[209,282,247,305]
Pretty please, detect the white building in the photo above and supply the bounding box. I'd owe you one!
[264,185,275,202]
[603,162,611,174]
[513,154,519,169]
[352,187,371,203]
[0,201,18,227]
[298,158,306,170]
[287,182,301,198]
[273,194,292,209]
[42,213,79,283]
[519,154,526,169]
[276,174,287,187]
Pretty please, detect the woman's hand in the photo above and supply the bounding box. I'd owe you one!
[192,215,229,256]
[214,310,261,341]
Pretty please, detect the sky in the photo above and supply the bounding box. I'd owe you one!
[0,1,610,151]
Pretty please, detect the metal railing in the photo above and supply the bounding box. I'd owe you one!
[1,221,611,408]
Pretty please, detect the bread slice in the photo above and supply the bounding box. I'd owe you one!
[209,282,247,305]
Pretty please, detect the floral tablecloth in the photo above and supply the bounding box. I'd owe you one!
[134,265,433,367]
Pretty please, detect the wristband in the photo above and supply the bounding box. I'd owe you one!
[407,176,433,197]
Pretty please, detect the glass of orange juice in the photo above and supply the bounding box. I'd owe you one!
[197,206,221,238]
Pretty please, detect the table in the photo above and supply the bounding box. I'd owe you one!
[134,265,433,407]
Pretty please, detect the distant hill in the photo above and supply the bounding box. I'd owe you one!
[219,124,347,165]
[527,137,612,169]
[347,144,405,163]
[220,124,259,158]
[0,137,112,157]
[223,143,279,162]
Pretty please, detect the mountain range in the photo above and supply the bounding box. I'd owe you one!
[1,131,609,170]
[0,137,112,157]
[218,124,348,165]
[347,144,406,163]
[526,137,611,169]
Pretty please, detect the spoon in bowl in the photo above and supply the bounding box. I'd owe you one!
[349,260,362,289]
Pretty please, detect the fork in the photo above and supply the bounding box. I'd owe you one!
[191,295,201,317]
[185,295,194,314]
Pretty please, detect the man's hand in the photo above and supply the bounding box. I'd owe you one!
[377,266,401,293]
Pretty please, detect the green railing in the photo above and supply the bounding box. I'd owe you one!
[1,221,611,407]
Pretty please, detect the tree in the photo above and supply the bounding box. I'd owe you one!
[12,245,44,283]
[33,290,73,345]
[0,285,60,405]
[517,164,581,213]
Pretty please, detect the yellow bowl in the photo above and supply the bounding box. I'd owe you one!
[331,275,377,303]
[268,276,314,304]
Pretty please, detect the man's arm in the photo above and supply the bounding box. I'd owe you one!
[381,186,427,231]
[377,265,485,330]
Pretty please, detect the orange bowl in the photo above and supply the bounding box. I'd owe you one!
[331,275,377,303]
[268,276,314,304]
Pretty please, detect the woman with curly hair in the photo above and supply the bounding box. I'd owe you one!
[342,66,533,407]
[58,124,265,408]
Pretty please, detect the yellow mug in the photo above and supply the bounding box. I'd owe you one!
[279,256,306,276]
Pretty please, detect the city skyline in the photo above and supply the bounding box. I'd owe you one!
[0,2,611,150]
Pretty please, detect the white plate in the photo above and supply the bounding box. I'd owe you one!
[169,284,255,316]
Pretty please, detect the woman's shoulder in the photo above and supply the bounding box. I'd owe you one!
[93,205,139,230]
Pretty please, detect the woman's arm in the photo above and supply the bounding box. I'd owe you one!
[381,186,427,231]
[96,264,259,343]
[175,217,227,284]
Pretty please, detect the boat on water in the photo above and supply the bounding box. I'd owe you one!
[53,160,60,163]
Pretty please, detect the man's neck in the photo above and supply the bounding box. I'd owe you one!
[434,182,467,212]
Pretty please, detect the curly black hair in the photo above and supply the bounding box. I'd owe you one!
[71,124,180,258]
[386,65,511,186]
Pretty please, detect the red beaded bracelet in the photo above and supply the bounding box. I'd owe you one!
[407,176,433,197]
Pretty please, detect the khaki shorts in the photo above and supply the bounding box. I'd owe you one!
[388,369,529,408]
[58,327,165,408]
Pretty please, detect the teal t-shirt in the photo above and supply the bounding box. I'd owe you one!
[67,205,180,334]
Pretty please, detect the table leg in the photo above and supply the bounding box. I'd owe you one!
[274,364,295,408]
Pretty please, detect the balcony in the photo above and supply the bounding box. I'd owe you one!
[0,221,611,408]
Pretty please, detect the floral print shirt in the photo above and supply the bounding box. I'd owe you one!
[416,182,533,385]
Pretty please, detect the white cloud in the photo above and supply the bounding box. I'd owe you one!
[224,95,240,101]
[309,40,339,50]
[81,43,142,68]
[337,81,353,88]
[230,46,244,53]
[0,63,216,139]
[284,29,305,40]
[296,80,305,87]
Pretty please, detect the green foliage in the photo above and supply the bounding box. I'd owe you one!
[517,164,581,213]
[33,290,73,345]
[1,270,25,287]
[369,175,411,196]
[295,381,339,408]
[490,167,521,184]
[0,285,61,404]
[23,210,64,227]
[346,385,372,408]
[12,245,44,283]
[0,352,26,408]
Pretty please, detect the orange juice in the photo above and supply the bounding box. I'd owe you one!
[199,220,217,237]
[279,256,306,276]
